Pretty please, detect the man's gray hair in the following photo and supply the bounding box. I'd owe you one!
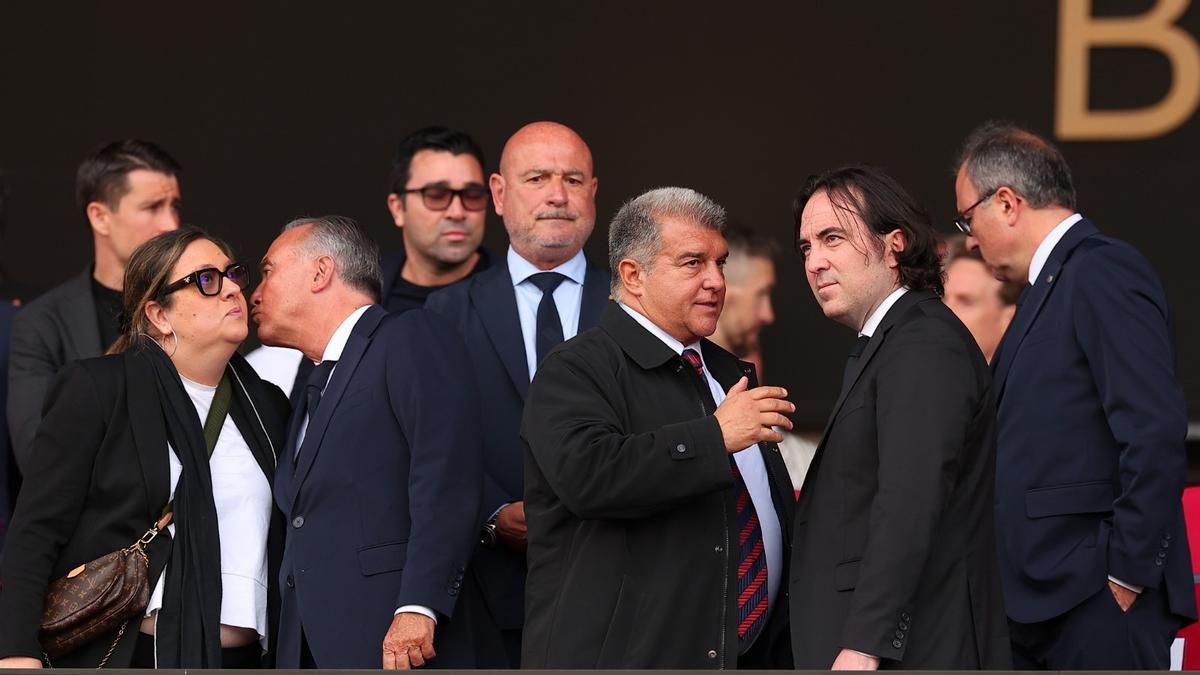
[608,187,727,298]
[283,215,383,302]
[955,121,1076,210]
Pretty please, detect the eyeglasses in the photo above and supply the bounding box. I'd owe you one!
[953,190,996,235]
[160,263,249,299]
[401,185,490,212]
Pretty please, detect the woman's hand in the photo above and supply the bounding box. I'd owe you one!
[0,656,43,669]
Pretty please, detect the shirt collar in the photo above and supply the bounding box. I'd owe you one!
[317,305,372,363]
[1028,213,1082,285]
[860,286,908,338]
[507,246,587,288]
[617,302,702,358]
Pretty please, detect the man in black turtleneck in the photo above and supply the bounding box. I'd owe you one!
[381,126,491,310]
[7,140,181,469]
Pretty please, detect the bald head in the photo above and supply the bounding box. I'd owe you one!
[490,121,598,269]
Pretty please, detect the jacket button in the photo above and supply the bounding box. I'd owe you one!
[707,650,717,659]
[892,640,903,649]
[899,622,909,630]
[1156,558,1164,566]
[1162,539,1170,548]
[286,575,295,588]
[292,516,305,528]
[1158,550,1167,559]
[714,545,723,553]
[895,630,905,639]
[900,612,911,622]
[676,443,687,453]
[1166,532,1173,540]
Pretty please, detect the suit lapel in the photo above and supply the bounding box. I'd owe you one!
[991,219,1097,404]
[124,351,171,521]
[579,262,611,331]
[472,264,531,400]
[64,270,104,357]
[289,306,385,510]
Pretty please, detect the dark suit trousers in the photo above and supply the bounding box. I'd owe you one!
[1009,582,1180,669]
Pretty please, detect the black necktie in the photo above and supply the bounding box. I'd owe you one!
[295,359,337,462]
[529,272,567,367]
[842,335,870,388]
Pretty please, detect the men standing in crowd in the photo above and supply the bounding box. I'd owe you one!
[250,216,482,669]
[941,233,1020,363]
[7,140,180,468]
[792,166,1009,669]
[708,224,777,379]
[424,121,609,668]
[521,187,796,668]
[954,122,1195,669]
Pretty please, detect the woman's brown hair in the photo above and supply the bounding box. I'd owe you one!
[108,227,235,354]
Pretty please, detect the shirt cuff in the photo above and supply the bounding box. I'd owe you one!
[394,605,438,624]
[851,649,879,660]
[1108,575,1144,594]
[488,502,510,522]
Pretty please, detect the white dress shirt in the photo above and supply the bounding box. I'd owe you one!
[146,375,273,649]
[296,305,438,622]
[507,247,587,381]
[1028,213,1083,285]
[618,302,784,621]
[860,287,908,338]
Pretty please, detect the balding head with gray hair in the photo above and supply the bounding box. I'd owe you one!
[608,187,727,299]
[283,215,384,302]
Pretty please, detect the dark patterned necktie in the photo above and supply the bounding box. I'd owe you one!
[294,359,337,463]
[842,334,870,389]
[528,272,567,366]
[681,348,768,646]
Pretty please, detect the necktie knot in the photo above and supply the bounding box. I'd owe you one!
[528,271,567,295]
[681,348,705,378]
[848,335,870,358]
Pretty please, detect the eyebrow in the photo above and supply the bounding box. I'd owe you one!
[799,225,846,245]
[522,168,585,178]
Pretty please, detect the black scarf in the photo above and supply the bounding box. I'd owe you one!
[140,341,224,667]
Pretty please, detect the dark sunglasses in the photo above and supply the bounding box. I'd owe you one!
[160,263,249,299]
[401,185,490,212]
[953,190,996,235]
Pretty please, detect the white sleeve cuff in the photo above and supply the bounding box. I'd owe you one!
[394,605,438,624]
[1108,575,1144,594]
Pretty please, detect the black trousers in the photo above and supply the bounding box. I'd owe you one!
[1009,581,1181,669]
[130,631,263,668]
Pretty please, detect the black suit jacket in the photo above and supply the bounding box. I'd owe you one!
[423,256,609,639]
[0,301,17,550]
[790,290,1010,669]
[272,305,483,669]
[521,302,795,668]
[991,219,1195,624]
[0,349,289,667]
[6,269,102,470]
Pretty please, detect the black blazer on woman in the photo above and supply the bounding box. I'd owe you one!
[0,349,289,668]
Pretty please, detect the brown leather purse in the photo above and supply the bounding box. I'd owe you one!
[38,513,171,665]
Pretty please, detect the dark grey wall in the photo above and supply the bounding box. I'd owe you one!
[1,1,1196,428]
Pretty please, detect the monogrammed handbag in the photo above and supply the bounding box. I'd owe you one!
[38,514,170,664]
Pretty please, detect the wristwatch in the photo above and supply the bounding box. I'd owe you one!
[479,515,499,548]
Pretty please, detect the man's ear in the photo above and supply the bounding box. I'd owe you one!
[994,186,1022,225]
[884,228,907,269]
[87,201,112,237]
[618,258,646,299]
[489,173,505,217]
[311,255,337,293]
[386,193,406,229]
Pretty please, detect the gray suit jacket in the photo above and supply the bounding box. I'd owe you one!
[6,269,102,469]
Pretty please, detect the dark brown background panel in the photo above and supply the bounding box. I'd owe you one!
[0,1,1196,429]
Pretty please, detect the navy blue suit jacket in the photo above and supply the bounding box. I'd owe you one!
[424,256,610,635]
[992,218,1195,624]
[273,305,483,668]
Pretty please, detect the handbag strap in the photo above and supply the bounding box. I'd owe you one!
[160,372,233,519]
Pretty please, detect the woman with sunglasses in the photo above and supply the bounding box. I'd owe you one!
[0,227,289,668]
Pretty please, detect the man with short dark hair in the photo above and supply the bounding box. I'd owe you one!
[424,121,610,668]
[383,126,491,312]
[521,187,796,669]
[251,216,482,669]
[7,139,181,468]
[941,234,1020,363]
[709,224,777,378]
[792,165,1009,669]
[954,122,1195,669]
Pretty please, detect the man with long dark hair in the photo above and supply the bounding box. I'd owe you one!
[791,165,1009,669]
